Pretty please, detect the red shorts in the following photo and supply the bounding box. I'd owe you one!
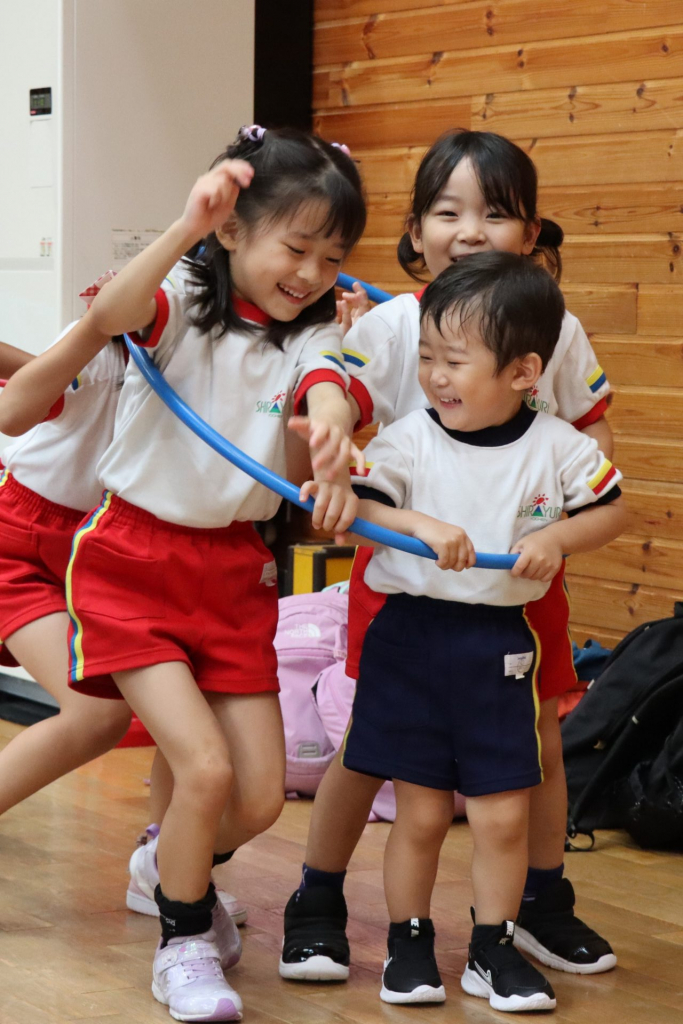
[66,493,280,700]
[0,470,84,666]
[346,548,576,703]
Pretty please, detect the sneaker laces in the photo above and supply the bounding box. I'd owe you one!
[182,954,224,982]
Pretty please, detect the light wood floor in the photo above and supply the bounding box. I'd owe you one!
[1,718,682,1024]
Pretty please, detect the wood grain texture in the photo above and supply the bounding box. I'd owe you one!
[316,2,683,63]
[592,336,683,387]
[315,0,683,643]
[314,27,683,107]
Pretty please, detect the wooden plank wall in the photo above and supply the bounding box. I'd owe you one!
[313,0,683,648]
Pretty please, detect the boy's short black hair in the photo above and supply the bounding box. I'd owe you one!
[419,251,565,373]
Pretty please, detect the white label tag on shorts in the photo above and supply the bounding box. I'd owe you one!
[504,652,533,679]
[259,560,278,586]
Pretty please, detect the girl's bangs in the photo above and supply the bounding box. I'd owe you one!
[470,148,533,222]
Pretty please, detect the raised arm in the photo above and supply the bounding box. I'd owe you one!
[0,341,33,379]
[88,159,254,338]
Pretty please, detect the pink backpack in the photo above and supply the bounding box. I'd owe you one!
[316,659,467,823]
[275,590,348,796]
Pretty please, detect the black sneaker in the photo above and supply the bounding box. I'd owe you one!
[461,920,556,1012]
[380,918,446,1004]
[279,886,350,981]
[515,877,617,974]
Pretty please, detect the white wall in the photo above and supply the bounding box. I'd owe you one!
[62,0,255,323]
[0,0,59,352]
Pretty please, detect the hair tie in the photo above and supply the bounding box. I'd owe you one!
[331,142,352,158]
[239,124,267,144]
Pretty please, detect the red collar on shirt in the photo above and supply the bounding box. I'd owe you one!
[233,295,272,325]
[414,286,428,301]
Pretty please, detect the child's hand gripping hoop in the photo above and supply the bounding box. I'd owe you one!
[123,331,517,571]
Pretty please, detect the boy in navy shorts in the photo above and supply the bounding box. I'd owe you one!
[301,252,625,1012]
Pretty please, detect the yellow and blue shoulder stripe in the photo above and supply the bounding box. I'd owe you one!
[586,365,607,394]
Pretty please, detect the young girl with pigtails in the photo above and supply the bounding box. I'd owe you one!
[281,129,616,1002]
[1,125,366,1023]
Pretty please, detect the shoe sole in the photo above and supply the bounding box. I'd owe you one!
[152,981,243,1021]
[461,966,556,1012]
[127,887,248,927]
[514,927,617,975]
[279,955,350,981]
[380,983,446,1004]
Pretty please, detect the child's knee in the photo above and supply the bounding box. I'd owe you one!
[180,751,233,813]
[469,794,528,848]
[239,788,285,837]
[398,794,453,846]
[60,700,131,753]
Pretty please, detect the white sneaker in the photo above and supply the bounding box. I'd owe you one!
[127,827,248,927]
[152,932,243,1022]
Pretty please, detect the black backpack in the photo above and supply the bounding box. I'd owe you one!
[563,603,683,851]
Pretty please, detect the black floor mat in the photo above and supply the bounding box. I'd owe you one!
[0,692,59,726]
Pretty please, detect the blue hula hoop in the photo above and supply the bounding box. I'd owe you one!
[336,272,394,306]
[123,330,517,570]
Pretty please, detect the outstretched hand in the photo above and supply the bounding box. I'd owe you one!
[299,478,359,542]
[288,415,366,481]
[336,281,371,337]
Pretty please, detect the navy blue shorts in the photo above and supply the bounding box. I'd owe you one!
[342,594,542,796]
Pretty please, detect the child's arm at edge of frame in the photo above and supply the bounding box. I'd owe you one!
[0,314,111,436]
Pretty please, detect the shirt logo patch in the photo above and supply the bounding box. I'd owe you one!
[256,390,287,416]
[517,493,562,521]
[524,385,550,414]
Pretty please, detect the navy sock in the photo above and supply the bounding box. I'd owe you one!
[299,862,346,892]
[522,864,564,903]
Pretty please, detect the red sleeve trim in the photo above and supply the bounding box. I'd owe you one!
[348,376,374,431]
[44,394,66,421]
[128,287,170,349]
[293,369,346,415]
[572,395,609,431]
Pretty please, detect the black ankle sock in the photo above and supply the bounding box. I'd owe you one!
[212,850,235,867]
[155,882,217,946]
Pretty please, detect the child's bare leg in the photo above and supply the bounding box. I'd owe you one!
[279,751,383,983]
[518,696,616,973]
[467,789,530,923]
[114,662,232,903]
[148,747,174,827]
[305,748,383,871]
[462,789,556,1012]
[208,691,286,852]
[528,698,566,868]
[378,781,450,1006]
[0,613,131,814]
[384,780,453,921]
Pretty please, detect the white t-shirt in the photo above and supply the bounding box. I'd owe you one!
[353,405,621,606]
[97,259,349,528]
[2,323,126,512]
[345,291,611,430]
